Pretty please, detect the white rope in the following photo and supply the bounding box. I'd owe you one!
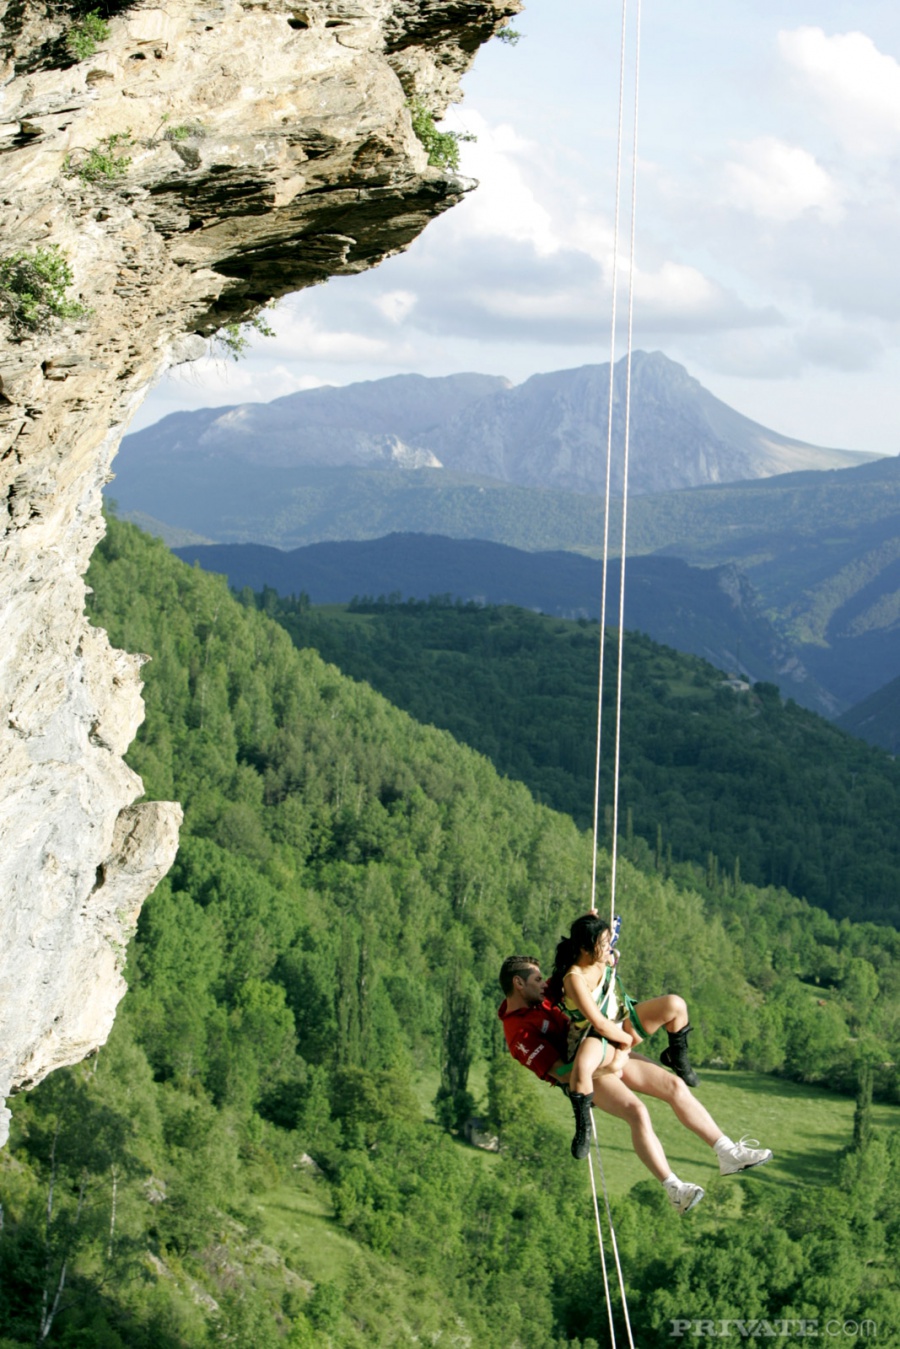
[608,0,642,923]
[585,1,643,1345]
[588,1149,618,1349]
[590,0,631,924]
[591,1113,637,1349]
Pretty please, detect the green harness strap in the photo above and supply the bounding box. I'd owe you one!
[551,966,657,1080]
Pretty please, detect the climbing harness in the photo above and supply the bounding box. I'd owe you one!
[584,0,643,1344]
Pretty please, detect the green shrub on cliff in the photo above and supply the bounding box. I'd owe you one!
[66,9,110,60]
[64,132,133,184]
[0,246,86,336]
[407,98,475,171]
[213,312,276,360]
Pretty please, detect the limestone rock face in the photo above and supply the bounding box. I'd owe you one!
[0,0,519,1143]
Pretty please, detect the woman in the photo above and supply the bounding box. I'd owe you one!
[547,913,633,1092]
[545,913,772,1213]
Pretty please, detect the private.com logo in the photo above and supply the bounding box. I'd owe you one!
[668,1320,878,1340]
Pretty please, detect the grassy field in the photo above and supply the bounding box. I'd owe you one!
[577,1067,895,1195]
[242,1067,899,1346]
[413,1061,898,1193]
[254,1171,360,1286]
[257,1066,900,1285]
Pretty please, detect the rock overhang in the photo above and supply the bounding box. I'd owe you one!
[0,0,521,1144]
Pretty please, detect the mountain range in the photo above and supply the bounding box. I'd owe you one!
[173,534,835,715]
[630,455,900,711]
[113,352,874,545]
[112,355,899,732]
[160,449,900,718]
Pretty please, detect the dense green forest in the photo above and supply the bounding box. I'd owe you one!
[258,592,900,928]
[1,520,899,1346]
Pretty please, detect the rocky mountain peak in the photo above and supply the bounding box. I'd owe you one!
[428,352,872,493]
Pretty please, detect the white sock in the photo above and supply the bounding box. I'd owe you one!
[713,1135,734,1154]
[662,1172,680,1189]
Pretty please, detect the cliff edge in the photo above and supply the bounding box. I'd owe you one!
[0,0,519,1143]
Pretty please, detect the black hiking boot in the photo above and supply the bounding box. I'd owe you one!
[661,1024,700,1087]
[569,1091,593,1160]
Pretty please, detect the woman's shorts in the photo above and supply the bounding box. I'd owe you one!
[566,1022,611,1064]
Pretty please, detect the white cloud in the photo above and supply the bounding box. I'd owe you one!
[724,136,843,222]
[450,113,565,256]
[374,290,418,324]
[267,312,399,364]
[779,27,900,156]
[687,319,885,382]
[795,322,884,372]
[634,261,730,318]
[164,359,327,401]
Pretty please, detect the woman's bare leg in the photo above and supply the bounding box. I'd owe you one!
[589,1073,671,1180]
[623,994,688,1046]
[571,1037,608,1094]
[620,1055,720,1147]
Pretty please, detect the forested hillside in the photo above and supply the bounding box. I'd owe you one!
[838,672,900,754]
[174,536,834,714]
[1,520,898,1346]
[262,594,900,928]
[629,455,900,708]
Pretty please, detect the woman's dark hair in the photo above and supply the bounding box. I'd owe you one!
[545,913,610,1004]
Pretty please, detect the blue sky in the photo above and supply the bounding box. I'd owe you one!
[136,0,900,455]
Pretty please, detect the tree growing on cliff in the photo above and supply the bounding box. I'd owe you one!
[407,99,475,171]
[0,248,86,337]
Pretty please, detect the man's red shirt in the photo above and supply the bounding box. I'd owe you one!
[498,997,569,1081]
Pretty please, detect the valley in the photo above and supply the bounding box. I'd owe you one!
[112,362,900,727]
[2,519,896,1346]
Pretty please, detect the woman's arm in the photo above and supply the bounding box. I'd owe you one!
[563,967,631,1046]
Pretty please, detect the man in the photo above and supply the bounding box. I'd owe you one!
[497,954,773,1215]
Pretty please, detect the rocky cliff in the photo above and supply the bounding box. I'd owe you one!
[0,0,518,1144]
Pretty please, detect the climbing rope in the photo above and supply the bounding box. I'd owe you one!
[608,0,642,929]
[591,1116,636,1349]
[590,0,642,929]
[585,1,642,1344]
[587,1150,619,1348]
[589,0,630,925]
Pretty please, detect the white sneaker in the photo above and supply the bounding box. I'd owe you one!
[718,1136,773,1176]
[666,1180,704,1214]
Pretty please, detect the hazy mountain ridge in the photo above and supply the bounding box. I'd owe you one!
[427,352,872,493]
[837,674,900,753]
[173,533,836,715]
[114,361,899,715]
[116,353,872,499]
[631,454,900,708]
[123,372,509,469]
